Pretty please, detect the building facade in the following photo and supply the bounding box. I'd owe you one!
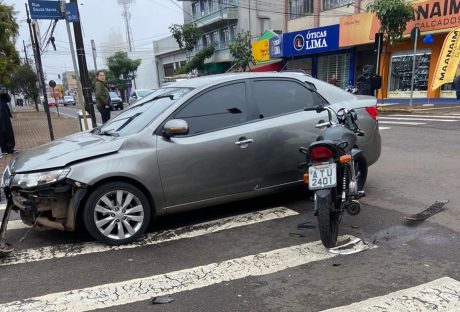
[285,0,460,99]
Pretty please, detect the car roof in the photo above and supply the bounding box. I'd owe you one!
[169,72,315,89]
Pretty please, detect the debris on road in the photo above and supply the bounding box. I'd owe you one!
[329,238,375,255]
[151,296,174,304]
[404,200,448,221]
[297,221,316,230]
[289,232,306,238]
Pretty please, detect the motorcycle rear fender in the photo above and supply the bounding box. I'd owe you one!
[315,188,332,199]
[351,148,363,159]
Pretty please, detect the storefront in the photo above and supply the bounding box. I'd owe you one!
[339,0,460,100]
[270,24,354,89]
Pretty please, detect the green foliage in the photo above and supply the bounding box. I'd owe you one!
[367,0,414,45]
[0,2,20,86]
[229,31,255,72]
[175,46,215,75]
[105,51,141,91]
[8,63,39,101]
[169,23,202,52]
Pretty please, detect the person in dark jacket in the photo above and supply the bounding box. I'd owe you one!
[454,74,460,101]
[94,70,110,123]
[0,87,15,154]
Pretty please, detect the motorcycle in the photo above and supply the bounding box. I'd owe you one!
[299,105,367,248]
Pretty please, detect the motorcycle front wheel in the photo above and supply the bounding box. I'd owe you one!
[316,190,339,248]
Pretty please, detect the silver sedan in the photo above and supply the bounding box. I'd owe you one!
[1,72,381,245]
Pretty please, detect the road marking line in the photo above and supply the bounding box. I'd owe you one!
[380,117,457,122]
[378,127,392,130]
[0,204,5,212]
[6,220,30,231]
[389,114,460,119]
[0,235,370,312]
[379,121,426,125]
[322,277,460,311]
[0,207,298,267]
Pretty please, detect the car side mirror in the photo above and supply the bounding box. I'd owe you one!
[163,119,189,137]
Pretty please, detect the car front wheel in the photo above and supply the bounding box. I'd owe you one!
[83,182,151,245]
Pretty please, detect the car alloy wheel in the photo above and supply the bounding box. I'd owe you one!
[83,182,150,244]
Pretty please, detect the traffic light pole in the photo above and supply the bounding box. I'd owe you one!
[26,4,54,141]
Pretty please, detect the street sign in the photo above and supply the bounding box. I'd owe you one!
[65,2,80,23]
[49,80,56,88]
[28,0,64,20]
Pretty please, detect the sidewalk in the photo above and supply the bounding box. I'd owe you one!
[0,107,80,176]
[377,97,460,112]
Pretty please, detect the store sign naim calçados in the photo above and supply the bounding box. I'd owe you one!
[282,25,339,57]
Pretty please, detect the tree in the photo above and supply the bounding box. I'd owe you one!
[366,0,414,45]
[0,2,20,86]
[229,31,255,72]
[9,63,40,110]
[175,46,215,75]
[169,23,202,57]
[105,52,141,100]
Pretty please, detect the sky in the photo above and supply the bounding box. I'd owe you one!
[6,0,184,84]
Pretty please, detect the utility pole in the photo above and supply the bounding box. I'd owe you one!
[69,0,97,128]
[22,40,29,64]
[25,3,41,112]
[62,0,89,130]
[91,39,97,71]
[26,4,54,141]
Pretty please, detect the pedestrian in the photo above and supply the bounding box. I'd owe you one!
[328,74,338,86]
[454,74,460,102]
[94,70,110,123]
[0,87,16,154]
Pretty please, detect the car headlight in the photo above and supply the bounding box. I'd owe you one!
[14,168,71,188]
[1,165,12,188]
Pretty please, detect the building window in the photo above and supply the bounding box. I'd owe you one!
[212,31,219,46]
[289,0,313,20]
[230,25,238,40]
[322,0,353,11]
[388,51,431,97]
[220,27,230,48]
[192,2,199,18]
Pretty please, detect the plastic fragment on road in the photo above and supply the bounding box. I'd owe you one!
[151,296,174,304]
[404,200,449,221]
[328,238,375,255]
[297,221,316,230]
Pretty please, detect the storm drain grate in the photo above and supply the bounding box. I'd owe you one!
[404,200,449,221]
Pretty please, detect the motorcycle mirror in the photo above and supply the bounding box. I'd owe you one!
[315,105,324,113]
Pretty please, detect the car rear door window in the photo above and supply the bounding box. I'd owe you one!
[175,82,247,135]
[252,79,317,118]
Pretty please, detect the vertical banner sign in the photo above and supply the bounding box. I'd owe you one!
[431,27,460,91]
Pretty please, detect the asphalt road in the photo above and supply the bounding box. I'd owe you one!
[49,103,127,126]
[1,109,460,311]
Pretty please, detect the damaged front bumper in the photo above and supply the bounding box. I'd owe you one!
[2,166,87,232]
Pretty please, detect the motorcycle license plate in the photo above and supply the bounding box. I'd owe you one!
[308,163,337,190]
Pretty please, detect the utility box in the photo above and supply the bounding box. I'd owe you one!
[77,110,93,131]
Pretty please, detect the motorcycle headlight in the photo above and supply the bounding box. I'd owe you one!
[14,168,71,188]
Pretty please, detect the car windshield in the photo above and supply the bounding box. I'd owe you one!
[94,87,192,136]
[137,90,153,97]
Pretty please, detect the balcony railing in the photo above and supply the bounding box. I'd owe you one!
[192,6,239,27]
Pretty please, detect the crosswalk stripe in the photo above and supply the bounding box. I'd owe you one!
[379,121,426,125]
[389,114,460,119]
[378,126,392,130]
[6,220,30,231]
[0,204,5,212]
[380,117,457,122]
[322,277,460,311]
[0,207,298,267]
[0,235,369,312]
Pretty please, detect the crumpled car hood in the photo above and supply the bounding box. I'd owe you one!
[11,132,124,173]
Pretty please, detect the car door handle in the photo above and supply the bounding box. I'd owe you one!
[235,139,254,145]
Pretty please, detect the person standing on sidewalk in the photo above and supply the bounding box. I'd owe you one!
[0,87,15,154]
[454,74,460,102]
[94,70,110,123]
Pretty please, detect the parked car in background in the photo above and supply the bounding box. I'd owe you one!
[63,96,75,106]
[109,92,123,111]
[128,89,155,105]
[1,72,381,245]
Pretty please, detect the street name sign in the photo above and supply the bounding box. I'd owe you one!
[28,0,64,20]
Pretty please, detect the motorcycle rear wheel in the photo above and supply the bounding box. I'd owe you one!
[316,191,339,248]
